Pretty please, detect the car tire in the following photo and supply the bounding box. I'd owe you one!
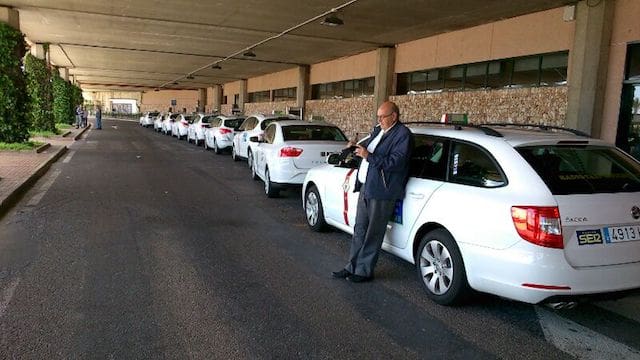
[214,139,221,155]
[305,185,327,232]
[203,140,208,150]
[251,158,259,180]
[247,150,254,169]
[416,229,470,305]
[264,168,279,198]
[232,146,239,161]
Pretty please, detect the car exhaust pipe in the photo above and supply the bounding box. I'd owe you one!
[545,301,578,310]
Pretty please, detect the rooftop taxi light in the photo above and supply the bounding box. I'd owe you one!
[441,113,469,125]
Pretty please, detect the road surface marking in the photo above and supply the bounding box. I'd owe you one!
[26,169,61,207]
[0,277,20,318]
[62,150,76,163]
[536,306,640,359]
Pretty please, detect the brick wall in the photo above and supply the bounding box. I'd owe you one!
[391,86,568,125]
[305,97,376,138]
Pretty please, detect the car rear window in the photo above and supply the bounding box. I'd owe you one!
[517,145,640,194]
[202,116,215,123]
[282,125,347,141]
[149,112,160,117]
[224,118,245,130]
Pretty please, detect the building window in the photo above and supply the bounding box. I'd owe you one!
[248,90,270,103]
[273,87,296,101]
[222,95,227,105]
[311,77,375,100]
[396,51,569,94]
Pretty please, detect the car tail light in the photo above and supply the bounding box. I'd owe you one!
[511,206,563,249]
[219,128,232,135]
[279,146,303,157]
[181,121,188,126]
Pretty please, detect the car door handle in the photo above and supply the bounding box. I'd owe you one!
[408,192,425,199]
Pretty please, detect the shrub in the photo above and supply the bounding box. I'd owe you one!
[0,23,29,143]
[52,73,75,124]
[24,52,55,132]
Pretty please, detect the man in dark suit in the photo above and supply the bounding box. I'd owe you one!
[333,101,413,282]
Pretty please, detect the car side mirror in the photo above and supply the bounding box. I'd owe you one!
[249,136,261,143]
[327,153,341,165]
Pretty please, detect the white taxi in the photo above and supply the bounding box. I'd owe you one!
[204,115,245,154]
[302,122,640,306]
[231,114,300,168]
[250,120,348,198]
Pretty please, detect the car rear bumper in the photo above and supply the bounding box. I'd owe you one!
[462,240,640,304]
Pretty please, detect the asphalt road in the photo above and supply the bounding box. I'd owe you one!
[0,119,638,359]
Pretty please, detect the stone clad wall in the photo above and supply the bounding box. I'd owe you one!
[305,97,376,138]
[391,86,568,125]
[243,101,297,116]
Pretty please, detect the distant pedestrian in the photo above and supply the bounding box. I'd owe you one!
[75,105,83,129]
[81,107,88,128]
[95,106,102,130]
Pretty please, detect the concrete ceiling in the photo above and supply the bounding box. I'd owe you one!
[1,0,574,92]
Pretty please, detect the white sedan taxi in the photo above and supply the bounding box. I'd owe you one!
[231,114,300,167]
[302,122,640,307]
[250,120,349,198]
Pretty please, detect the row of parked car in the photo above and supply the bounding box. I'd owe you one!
[139,111,640,308]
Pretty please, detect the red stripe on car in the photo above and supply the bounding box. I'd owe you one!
[343,169,356,225]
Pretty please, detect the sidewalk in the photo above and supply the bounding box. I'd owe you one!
[0,124,91,216]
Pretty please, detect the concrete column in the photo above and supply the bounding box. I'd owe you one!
[212,85,223,112]
[238,79,248,112]
[198,88,207,113]
[59,67,69,81]
[374,46,396,124]
[0,6,19,29]
[31,43,46,60]
[297,65,310,108]
[566,0,614,137]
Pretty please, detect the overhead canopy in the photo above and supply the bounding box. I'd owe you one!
[3,0,573,91]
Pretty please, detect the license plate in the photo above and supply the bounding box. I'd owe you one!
[603,225,640,243]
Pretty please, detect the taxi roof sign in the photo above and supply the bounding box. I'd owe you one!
[441,113,468,124]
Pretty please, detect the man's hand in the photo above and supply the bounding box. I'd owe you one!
[355,144,369,159]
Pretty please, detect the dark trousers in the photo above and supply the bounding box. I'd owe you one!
[345,192,396,277]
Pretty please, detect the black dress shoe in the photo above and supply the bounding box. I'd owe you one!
[347,274,372,283]
[332,269,351,279]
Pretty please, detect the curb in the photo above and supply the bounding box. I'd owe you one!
[61,130,72,137]
[0,145,68,218]
[35,143,51,153]
[73,124,92,141]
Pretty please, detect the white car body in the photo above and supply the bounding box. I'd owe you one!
[231,114,300,166]
[140,111,159,127]
[187,113,214,145]
[251,120,349,197]
[154,113,168,131]
[302,123,640,305]
[204,115,245,154]
[172,114,193,139]
[162,114,178,134]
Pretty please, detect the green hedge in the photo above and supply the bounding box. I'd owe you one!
[24,52,55,132]
[0,23,29,143]
[52,73,75,125]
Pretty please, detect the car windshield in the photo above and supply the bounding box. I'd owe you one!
[282,125,348,141]
[517,145,640,194]
[202,116,215,123]
[225,118,245,130]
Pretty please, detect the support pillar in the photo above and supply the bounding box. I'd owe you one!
[566,0,614,137]
[59,67,69,81]
[238,79,248,112]
[212,85,223,113]
[198,88,206,113]
[296,65,310,109]
[374,46,396,124]
[30,43,46,60]
[0,6,19,29]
